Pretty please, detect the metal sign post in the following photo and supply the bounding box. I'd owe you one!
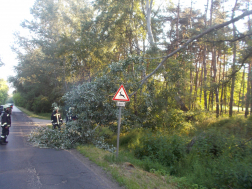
[112,85,129,158]
[116,106,122,158]
[116,102,125,158]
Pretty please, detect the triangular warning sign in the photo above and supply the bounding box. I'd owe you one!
[112,85,130,102]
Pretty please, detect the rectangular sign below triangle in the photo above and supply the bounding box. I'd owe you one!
[112,85,130,102]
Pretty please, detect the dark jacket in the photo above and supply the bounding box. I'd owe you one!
[1,110,11,128]
[51,111,63,125]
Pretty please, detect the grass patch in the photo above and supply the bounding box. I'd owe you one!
[77,145,183,189]
[26,108,252,188]
[82,115,252,189]
[17,106,51,120]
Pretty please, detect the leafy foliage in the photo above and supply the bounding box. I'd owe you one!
[0,79,9,105]
[32,95,51,113]
[63,56,146,130]
[12,92,26,107]
[134,132,187,168]
[28,121,116,152]
[131,117,252,188]
[12,0,252,188]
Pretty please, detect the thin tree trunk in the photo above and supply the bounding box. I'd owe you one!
[176,0,180,50]
[220,55,226,115]
[250,65,252,115]
[189,0,193,110]
[146,0,154,46]
[195,61,199,108]
[200,50,204,103]
[225,61,227,114]
[190,66,193,110]
[203,0,209,110]
[238,87,241,112]
[203,45,208,110]
[248,2,251,116]
[210,62,213,111]
[213,48,219,117]
[245,63,251,118]
[229,0,238,117]
[242,67,245,111]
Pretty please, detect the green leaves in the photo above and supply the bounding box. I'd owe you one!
[0,79,9,105]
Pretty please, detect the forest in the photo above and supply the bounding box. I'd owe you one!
[10,0,252,188]
[0,59,9,104]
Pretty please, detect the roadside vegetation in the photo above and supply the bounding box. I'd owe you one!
[27,109,252,189]
[8,0,252,188]
[17,106,51,120]
[0,79,8,105]
[82,113,252,189]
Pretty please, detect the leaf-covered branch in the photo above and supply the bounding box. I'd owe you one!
[129,10,252,97]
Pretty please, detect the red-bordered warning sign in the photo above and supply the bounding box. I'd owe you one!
[112,85,130,102]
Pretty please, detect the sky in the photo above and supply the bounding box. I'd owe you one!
[0,0,244,95]
[0,0,35,94]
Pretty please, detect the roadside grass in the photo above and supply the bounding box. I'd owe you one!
[24,106,252,188]
[17,106,51,120]
[77,145,183,189]
[87,113,252,189]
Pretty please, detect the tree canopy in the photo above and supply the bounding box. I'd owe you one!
[0,79,9,105]
[10,0,252,120]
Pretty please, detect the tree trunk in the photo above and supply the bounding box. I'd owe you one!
[176,0,180,50]
[238,87,241,112]
[245,63,251,118]
[213,48,219,117]
[195,61,199,109]
[200,50,204,103]
[250,64,252,115]
[220,57,225,115]
[190,66,193,110]
[203,0,209,110]
[146,0,154,46]
[242,67,245,111]
[174,94,189,112]
[229,0,238,117]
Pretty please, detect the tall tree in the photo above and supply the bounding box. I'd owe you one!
[0,79,9,105]
[229,0,238,117]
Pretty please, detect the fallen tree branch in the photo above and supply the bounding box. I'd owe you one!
[204,32,252,43]
[129,10,252,97]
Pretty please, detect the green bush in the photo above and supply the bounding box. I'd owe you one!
[94,126,114,143]
[0,79,8,105]
[32,95,51,113]
[119,129,141,147]
[12,92,26,107]
[178,128,252,188]
[131,118,252,188]
[134,132,187,168]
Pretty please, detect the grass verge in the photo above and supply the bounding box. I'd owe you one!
[77,145,186,189]
[17,106,51,120]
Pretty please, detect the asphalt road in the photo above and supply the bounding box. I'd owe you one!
[0,106,120,189]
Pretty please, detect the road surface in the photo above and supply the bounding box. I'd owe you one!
[0,106,121,189]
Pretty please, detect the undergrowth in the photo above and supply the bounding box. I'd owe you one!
[27,109,252,189]
[126,115,252,189]
[100,113,252,188]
